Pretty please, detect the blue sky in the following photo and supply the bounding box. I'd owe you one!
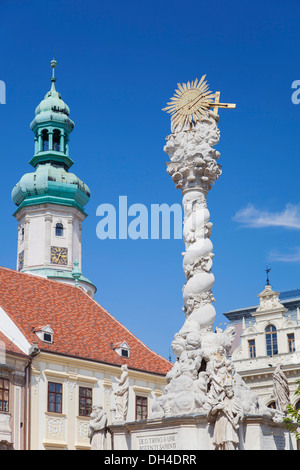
[1,0,300,360]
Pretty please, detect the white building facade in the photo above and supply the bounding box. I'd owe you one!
[225,284,300,410]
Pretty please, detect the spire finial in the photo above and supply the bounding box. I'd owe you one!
[72,260,82,287]
[50,52,57,90]
[266,265,271,286]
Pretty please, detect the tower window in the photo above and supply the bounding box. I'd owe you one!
[42,129,49,151]
[55,223,64,237]
[53,129,61,152]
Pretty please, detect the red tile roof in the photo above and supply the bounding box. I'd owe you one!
[0,267,171,376]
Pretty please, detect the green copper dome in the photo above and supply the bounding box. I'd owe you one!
[30,61,74,134]
[12,163,90,215]
[31,88,73,130]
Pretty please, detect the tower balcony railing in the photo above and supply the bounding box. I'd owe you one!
[29,150,74,170]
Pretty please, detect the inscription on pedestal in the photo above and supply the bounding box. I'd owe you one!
[262,433,285,450]
[137,433,178,450]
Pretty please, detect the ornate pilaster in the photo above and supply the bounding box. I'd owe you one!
[44,213,53,265]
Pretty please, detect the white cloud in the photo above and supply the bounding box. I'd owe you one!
[233,203,300,230]
[269,247,300,263]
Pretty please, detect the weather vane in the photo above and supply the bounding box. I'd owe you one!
[266,265,271,286]
[162,74,236,128]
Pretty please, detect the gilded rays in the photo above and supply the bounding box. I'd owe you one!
[162,75,215,128]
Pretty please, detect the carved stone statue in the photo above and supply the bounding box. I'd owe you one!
[207,346,233,402]
[273,364,290,414]
[115,365,129,421]
[88,405,107,450]
[210,386,244,450]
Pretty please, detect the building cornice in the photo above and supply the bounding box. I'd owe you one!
[32,351,167,383]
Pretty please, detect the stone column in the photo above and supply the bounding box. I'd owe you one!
[60,130,65,153]
[48,129,53,151]
[164,112,221,331]
[38,130,43,152]
[34,134,38,154]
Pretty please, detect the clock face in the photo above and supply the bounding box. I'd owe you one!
[19,250,24,271]
[51,246,68,265]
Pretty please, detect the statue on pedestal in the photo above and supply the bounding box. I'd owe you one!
[210,386,244,450]
[115,365,129,421]
[151,77,261,441]
[273,364,290,414]
[88,405,107,450]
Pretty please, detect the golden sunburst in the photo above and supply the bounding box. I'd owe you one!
[162,75,216,128]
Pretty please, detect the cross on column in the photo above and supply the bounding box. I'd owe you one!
[212,91,236,115]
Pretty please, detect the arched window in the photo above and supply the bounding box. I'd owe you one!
[53,129,61,151]
[55,223,64,237]
[265,324,278,356]
[42,129,49,151]
[267,401,276,409]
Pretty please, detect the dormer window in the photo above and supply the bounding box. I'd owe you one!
[43,332,52,343]
[55,223,64,237]
[34,325,54,344]
[114,341,130,358]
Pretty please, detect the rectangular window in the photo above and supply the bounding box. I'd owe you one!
[248,339,256,358]
[266,329,278,356]
[48,382,62,413]
[79,387,93,417]
[0,378,9,412]
[135,396,148,421]
[288,333,295,352]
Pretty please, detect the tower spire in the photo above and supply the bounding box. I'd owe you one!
[50,53,57,91]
